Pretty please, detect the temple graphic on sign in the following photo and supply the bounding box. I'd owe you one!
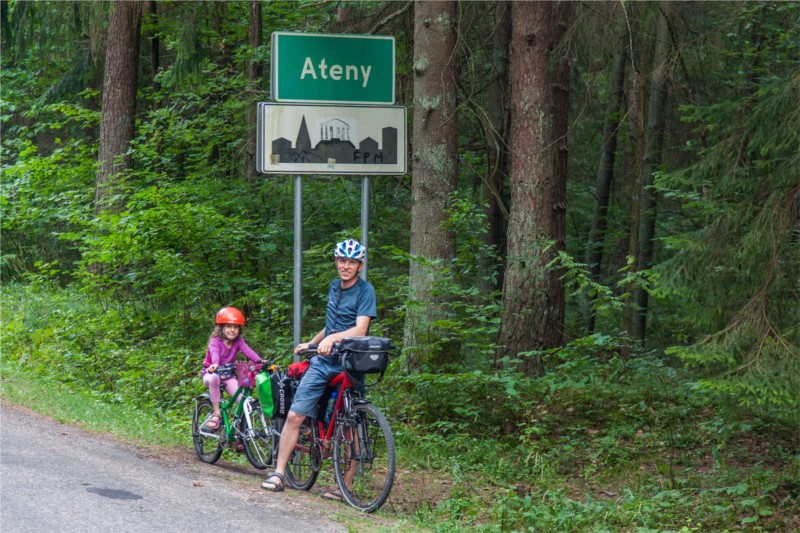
[271,116,397,165]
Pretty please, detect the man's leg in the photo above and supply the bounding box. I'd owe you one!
[261,411,304,489]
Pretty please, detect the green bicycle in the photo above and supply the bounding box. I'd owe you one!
[191,361,282,470]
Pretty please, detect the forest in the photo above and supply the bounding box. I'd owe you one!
[1,1,798,530]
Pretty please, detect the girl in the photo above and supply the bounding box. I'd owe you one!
[202,306,262,430]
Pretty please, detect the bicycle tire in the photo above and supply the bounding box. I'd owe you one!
[240,398,275,470]
[285,416,321,491]
[333,402,395,513]
[192,397,223,464]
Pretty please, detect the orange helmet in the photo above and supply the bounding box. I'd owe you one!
[215,307,245,325]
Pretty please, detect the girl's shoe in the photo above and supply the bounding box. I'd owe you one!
[206,414,221,430]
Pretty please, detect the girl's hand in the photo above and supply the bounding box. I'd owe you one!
[208,363,219,373]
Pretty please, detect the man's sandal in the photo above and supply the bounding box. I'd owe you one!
[205,414,221,430]
[322,490,343,502]
[261,472,286,492]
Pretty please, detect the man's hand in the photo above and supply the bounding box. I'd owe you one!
[316,336,336,355]
[293,342,311,355]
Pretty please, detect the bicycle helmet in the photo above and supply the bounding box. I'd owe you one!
[215,306,245,325]
[333,239,366,262]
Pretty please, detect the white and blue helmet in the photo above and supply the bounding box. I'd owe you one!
[334,239,366,262]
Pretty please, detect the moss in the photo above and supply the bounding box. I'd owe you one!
[413,56,429,75]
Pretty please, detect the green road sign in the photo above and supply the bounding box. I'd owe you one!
[271,32,395,105]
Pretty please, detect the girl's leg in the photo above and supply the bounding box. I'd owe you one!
[222,378,239,398]
[202,373,222,415]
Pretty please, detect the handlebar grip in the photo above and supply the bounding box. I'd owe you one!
[308,344,318,350]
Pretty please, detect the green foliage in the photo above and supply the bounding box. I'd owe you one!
[396,193,502,368]
[657,68,800,421]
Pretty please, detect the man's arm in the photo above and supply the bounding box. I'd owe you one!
[316,316,371,355]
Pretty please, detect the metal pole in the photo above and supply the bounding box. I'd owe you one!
[361,175,370,281]
[293,175,303,359]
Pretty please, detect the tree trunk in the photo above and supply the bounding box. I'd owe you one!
[479,0,511,296]
[620,3,647,345]
[403,0,459,372]
[496,1,573,376]
[633,5,672,342]
[95,0,142,214]
[582,46,626,331]
[147,1,159,82]
[245,0,262,181]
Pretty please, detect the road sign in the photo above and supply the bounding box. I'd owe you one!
[256,103,407,175]
[271,32,395,105]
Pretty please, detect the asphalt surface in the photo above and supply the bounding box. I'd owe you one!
[0,403,380,532]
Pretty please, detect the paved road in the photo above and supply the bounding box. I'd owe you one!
[0,404,378,532]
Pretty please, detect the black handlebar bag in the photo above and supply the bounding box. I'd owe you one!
[340,336,391,374]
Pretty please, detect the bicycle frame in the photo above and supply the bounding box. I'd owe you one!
[315,371,355,443]
[197,372,257,444]
[219,386,249,442]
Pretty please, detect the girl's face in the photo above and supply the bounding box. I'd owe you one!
[222,324,240,341]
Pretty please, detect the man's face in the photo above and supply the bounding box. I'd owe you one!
[336,257,362,282]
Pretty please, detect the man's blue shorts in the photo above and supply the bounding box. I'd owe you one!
[289,355,342,418]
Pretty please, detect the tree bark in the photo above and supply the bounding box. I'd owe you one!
[496,1,574,376]
[95,1,142,214]
[633,5,672,342]
[147,1,159,81]
[403,0,459,372]
[620,3,647,345]
[479,0,512,295]
[582,46,627,332]
[245,0,262,181]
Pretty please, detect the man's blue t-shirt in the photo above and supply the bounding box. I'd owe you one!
[324,277,377,335]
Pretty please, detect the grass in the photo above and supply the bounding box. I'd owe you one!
[0,357,185,448]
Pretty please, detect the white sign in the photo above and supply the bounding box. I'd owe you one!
[256,103,407,175]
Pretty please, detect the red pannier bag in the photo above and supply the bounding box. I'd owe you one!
[288,360,310,380]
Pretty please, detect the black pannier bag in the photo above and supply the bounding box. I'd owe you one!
[270,371,294,418]
[340,336,391,374]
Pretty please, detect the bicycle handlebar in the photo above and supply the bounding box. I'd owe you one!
[298,343,342,358]
[209,361,271,374]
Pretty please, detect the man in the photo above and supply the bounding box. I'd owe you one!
[261,238,376,494]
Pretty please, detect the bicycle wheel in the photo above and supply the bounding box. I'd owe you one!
[333,402,395,513]
[192,397,222,464]
[285,416,321,491]
[240,399,274,470]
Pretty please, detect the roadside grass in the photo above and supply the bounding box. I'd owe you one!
[0,358,186,448]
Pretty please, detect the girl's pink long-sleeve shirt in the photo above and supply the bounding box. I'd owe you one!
[201,337,261,376]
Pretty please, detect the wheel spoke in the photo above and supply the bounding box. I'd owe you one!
[241,399,274,470]
[285,417,321,490]
[192,398,222,464]
[333,403,395,513]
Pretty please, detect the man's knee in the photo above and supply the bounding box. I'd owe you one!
[285,411,305,429]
